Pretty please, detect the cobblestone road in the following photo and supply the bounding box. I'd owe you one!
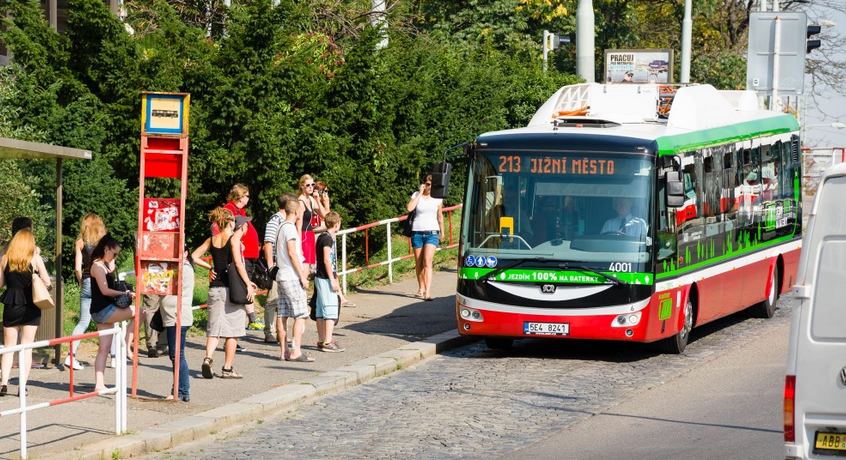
[150,298,794,460]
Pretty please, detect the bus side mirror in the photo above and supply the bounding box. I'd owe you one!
[431,162,451,199]
[666,171,685,207]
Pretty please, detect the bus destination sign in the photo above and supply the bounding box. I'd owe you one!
[498,155,615,175]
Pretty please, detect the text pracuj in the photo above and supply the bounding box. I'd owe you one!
[498,155,615,175]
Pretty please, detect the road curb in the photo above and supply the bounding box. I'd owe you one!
[47,330,477,460]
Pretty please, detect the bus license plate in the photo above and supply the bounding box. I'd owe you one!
[524,322,569,336]
[815,432,846,453]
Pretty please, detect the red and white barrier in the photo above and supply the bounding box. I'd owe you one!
[0,325,127,459]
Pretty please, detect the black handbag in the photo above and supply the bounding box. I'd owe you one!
[150,309,165,332]
[401,209,416,238]
[228,262,250,304]
[113,280,134,308]
[252,258,277,290]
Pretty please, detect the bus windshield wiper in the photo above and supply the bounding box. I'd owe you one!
[483,257,547,282]
[560,263,627,285]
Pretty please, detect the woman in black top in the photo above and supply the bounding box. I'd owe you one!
[90,234,138,392]
[191,207,254,379]
[68,213,108,370]
[0,228,52,397]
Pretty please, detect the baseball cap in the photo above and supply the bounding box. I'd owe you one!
[234,215,252,230]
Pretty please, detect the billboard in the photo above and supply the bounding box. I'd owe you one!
[604,49,674,84]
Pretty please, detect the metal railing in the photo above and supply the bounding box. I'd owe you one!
[0,326,127,459]
[337,204,462,293]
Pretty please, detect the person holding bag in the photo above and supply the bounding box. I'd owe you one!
[0,227,52,397]
[89,234,139,392]
[192,208,254,380]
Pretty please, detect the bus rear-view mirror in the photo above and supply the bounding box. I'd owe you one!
[431,162,451,199]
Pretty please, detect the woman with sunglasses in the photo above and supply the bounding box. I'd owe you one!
[90,234,139,392]
[406,175,444,301]
[297,175,328,277]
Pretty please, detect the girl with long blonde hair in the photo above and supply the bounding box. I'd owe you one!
[0,227,52,396]
[67,213,109,370]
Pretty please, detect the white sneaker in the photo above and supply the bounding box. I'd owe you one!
[64,356,84,370]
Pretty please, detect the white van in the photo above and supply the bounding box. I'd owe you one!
[785,162,846,459]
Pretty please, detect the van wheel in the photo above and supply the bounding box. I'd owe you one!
[749,269,779,319]
[485,338,514,350]
[658,296,694,354]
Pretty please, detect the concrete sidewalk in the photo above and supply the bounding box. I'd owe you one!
[0,269,469,460]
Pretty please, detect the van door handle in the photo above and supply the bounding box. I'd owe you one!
[840,367,846,386]
[793,285,812,299]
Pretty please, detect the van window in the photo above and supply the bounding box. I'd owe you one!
[810,177,846,340]
[811,241,846,340]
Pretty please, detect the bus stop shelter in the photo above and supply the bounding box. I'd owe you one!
[0,137,92,364]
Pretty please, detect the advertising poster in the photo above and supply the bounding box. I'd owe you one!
[604,49,674,84]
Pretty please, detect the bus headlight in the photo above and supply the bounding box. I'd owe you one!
[460,307,484,322]
[612,312,641,327]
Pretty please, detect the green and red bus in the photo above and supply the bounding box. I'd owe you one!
[447,83,801,352]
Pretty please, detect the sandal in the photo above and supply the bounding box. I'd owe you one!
[341,300,357,308]
[201,357,214,379]
[289,354,315,362]
[414,292,424,298]
[220,367,243,379]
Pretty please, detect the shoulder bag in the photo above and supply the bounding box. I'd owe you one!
[228,261,250,304]
[401,209,416,238]
[32,269,54,310]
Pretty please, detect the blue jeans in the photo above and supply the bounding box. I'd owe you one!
[166,325,190,400]
[70,278,92,356]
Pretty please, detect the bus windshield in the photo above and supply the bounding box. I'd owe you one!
[464,151,654,268]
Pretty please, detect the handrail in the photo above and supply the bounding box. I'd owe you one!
[336,204,462,293]
[0,326,127,458]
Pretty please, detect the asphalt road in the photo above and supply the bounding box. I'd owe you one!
[144,294,794,460]
[500,322,787,460]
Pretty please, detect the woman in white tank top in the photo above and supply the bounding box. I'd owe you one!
[406,175,444,301]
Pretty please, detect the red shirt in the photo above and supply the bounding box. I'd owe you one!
[224,202,260,259]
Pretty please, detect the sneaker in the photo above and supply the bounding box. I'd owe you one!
[64,356,84,370]
[247,319,265,330]
[264,335,277,344]
[236,344,246,353]
[320,341,345,353]
[317,342,325,350]
[147,347,159,358]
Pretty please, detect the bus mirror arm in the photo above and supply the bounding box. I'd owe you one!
[431,142,470,199]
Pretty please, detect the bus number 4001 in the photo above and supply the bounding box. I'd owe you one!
[609,262,632,272]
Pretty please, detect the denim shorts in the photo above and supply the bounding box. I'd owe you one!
[411,232,439,248]
[92,304,117,324]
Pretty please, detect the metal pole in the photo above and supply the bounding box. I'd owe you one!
[543,30,550,73]
[19,348,26,459]
[387,223,393,284]
[342,233,348,294]
[372,0,388,49]
[576,0,595,82]
[680,0,692,83]
[55,159,63,366]
[771,15,782,110]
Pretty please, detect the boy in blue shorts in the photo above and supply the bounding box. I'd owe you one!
[315,211,345,352]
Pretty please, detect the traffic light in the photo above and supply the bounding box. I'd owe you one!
[806,25,822,53]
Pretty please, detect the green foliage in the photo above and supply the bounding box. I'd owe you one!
[0,0,584,275]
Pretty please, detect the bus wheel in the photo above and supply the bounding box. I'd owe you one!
[485,338,514,350]
[749,269,779,319]
[658,296,694,354]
